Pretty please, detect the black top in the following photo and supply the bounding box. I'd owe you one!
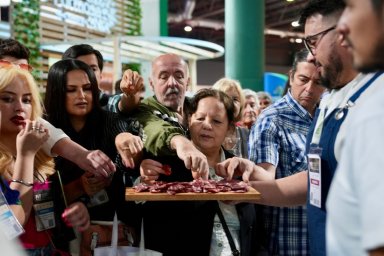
[141,149,257,256]
[55,110,137,221]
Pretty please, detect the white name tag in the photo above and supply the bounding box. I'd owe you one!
[88,189,109,207]
[308,153,322,208]
[33,182,56,231]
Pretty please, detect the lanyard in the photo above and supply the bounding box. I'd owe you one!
[311,72,382,145]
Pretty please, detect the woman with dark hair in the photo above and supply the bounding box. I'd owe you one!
[44,59,142,255]
[139,88,268,256]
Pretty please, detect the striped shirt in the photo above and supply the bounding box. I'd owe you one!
[249,91,311,255]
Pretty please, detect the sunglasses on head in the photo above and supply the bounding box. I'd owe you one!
[0,59,33,72]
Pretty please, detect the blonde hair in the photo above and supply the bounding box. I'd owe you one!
[0,67,54,178]
[212,78,245,121]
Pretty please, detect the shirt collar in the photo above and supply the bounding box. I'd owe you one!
[285,90,313,120]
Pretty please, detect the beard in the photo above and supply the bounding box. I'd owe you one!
[319,45,344,89]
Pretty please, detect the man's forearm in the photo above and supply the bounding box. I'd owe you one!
[52,138,87,164]
[249,171,308,207]
[118,93,139,114]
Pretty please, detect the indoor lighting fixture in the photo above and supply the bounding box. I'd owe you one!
[184,25,192,32]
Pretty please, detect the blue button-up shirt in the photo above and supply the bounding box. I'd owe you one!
[249,91,312,255]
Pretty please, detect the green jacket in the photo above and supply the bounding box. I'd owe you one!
[133,96,186,156]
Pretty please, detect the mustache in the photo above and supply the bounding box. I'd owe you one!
[165,88,180,96]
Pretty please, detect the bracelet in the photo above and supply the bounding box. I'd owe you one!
[10,179,33,187]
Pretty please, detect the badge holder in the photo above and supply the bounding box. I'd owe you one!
[307,146,322,208]
[0,190,24,239]
[33,181,56,231]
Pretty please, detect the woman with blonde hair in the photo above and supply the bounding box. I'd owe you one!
[212,78,249,158]
[0,67,89,255]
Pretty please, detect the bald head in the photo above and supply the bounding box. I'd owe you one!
[151,53,189,78]
[149,53,190,112]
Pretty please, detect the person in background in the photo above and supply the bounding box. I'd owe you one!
[62,44,144,116]
[0,38,115,178]
[62,44,144,169]
[114,78,123,95]
[240,88,260,129]
[128,53,209,255]
[44,59,142,255]
[132,53,209,179]
[0,66,89,255]
[326,1,384,255]
[212,78,249,159]
[140,88,269,256]
[248,48,324,255]
[256,91,273,112]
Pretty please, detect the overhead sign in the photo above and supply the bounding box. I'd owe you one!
[44,0,117,33]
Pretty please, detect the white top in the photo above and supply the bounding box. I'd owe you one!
[0,228,26,255]
[209,149,240,256]
[39,118,69,157]
[314,73,379,161]
[327,73,384,255]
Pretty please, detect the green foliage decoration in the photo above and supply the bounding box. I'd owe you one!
[11,0,41,80]
[127,0,142,36]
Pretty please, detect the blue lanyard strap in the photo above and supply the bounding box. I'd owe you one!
[349,72,383,103]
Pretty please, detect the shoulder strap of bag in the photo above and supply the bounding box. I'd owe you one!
[215,202,240,256]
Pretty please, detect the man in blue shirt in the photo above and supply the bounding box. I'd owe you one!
[249,48,324,255]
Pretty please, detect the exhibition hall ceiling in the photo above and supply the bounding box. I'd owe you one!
[168,0,308,66]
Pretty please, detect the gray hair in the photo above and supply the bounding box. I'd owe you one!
[257,91,273,102]
[243,89,260,107]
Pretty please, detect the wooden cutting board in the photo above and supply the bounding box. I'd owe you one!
[125,186,261,201]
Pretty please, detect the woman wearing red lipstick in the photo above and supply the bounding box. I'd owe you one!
[0,67,90,255]
[44,59,142,255]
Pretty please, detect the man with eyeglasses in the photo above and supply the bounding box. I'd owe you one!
[244,1,384,255]
[325,1,384,255]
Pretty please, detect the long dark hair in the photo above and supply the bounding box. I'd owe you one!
[44,59,101,132]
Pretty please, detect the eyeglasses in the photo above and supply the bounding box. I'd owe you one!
[303,26,336,56]
[0,59,33,72]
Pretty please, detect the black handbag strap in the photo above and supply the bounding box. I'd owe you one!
[215,202,240,256]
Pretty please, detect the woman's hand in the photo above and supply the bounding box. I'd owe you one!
[62,202,90,232]
[81,172,111,196]
[140,159,169,183]
[16,120,49,157]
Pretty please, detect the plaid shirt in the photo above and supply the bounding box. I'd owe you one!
[249,91,311,255]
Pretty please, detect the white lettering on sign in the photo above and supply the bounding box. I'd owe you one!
[50,0,117,33]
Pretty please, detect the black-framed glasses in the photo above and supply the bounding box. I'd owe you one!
[303,26,336,56]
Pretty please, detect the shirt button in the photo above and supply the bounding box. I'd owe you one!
[218,243,223,247]
[216,223,221,228]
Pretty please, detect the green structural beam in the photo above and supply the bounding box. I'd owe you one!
[160,0,168,36]
[225,0,265,91]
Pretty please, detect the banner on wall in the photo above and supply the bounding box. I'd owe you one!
[264,72,288,101]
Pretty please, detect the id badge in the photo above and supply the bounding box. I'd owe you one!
[87,189,109,208]
[33,181,55,231]
[308,147,322,208]
[0,190,24,239]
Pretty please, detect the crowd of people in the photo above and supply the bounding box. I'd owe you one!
[0,0,383,255]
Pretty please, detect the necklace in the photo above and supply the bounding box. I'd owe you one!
[34,170,45,183]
